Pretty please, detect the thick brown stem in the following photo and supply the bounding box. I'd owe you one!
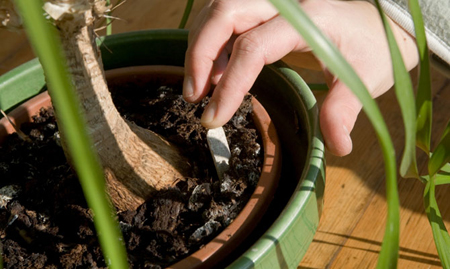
[46,0,191,212]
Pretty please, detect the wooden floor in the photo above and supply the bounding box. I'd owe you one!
[1,0,449,268]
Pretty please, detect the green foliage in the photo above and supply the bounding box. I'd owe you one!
[410,0,432,155]
[179,0,195,29]
[10,0,450,267]
[434,172,450,186]
[424,179,450,268]
[269,0,400,267]
[407,0,450,265]
[430,163,450,185]
[272,0,450,267]
[14,0,129,268]
[106,0,112,35]
[10,0,199,267]
[373,0,419,180]
[429,123,450,176]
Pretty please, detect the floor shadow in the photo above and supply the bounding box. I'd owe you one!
[314,230,442,267]
[315,74,450,221]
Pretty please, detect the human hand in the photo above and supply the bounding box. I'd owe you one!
[183,0,418,156]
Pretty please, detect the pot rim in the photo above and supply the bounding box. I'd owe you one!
[104,65,282,269]
[0,28,325,269]
[0,65,282,269]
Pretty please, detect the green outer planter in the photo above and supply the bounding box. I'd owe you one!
[0,29,325,268]
[0,58,46,112]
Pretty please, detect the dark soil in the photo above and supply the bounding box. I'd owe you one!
[0,82,263,268]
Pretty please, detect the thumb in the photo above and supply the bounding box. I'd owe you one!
[320,80,362,156]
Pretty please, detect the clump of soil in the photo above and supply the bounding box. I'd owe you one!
[0,83,263,268]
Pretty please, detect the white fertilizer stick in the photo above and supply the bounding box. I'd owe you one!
[206,127,231,181]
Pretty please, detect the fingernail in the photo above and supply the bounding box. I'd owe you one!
[183,76,194,99]
[201,101,217,125]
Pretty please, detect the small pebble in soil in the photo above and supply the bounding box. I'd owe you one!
[188,183,212,212]
[0,185,21,209]
[189,219,221,243]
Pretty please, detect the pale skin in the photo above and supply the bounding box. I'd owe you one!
[183,0,419,156]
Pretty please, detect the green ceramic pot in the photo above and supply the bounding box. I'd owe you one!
[0,29,325,268]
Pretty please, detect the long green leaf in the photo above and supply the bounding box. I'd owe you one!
[440,162,450,173]
[434,173,450,185]
[421,172,450,185]
[423,162,450,185]
[409,0,432,154]
[424,178,450,268]
[268,1,400,267]
[374,1,418,179]
[106,0,112,35]
[423,161,450,185]
[178,0,195,29]
[14,1,129,268]
[429,122,450,177]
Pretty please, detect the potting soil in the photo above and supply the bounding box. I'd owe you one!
[0,84,262,268]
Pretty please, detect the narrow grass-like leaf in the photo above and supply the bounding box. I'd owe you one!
[421,172,450,185]
[14,1,129,268]
[423,162,450,185]
[409,0,432,154]
[439,162,450,173]
[178,0,195,29]
[269,1,400,267]
[106,0,112,35]
[424,178,450,267]
[374,0,418,179]
[434,173,450,185]
[429,122,450,177]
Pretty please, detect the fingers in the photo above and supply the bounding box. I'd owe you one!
[210,39,232,85]
[183,8,233,103]
[185,0,418,157]
[183,0,278,103]
[319,77,362,156]
[199,17,305,128]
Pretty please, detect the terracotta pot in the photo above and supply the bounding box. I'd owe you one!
[0,29,325,268]
[0,65,281,268]
[0,91,51,143]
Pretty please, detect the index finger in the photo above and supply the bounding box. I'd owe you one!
[200,16,304,129]
[183,0,278,103]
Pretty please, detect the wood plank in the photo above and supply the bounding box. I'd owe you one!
[316,70,450,268]
[298,85,401,268]
[0,0,209,76]
[0,30,34,75]
[95,0,208,32]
